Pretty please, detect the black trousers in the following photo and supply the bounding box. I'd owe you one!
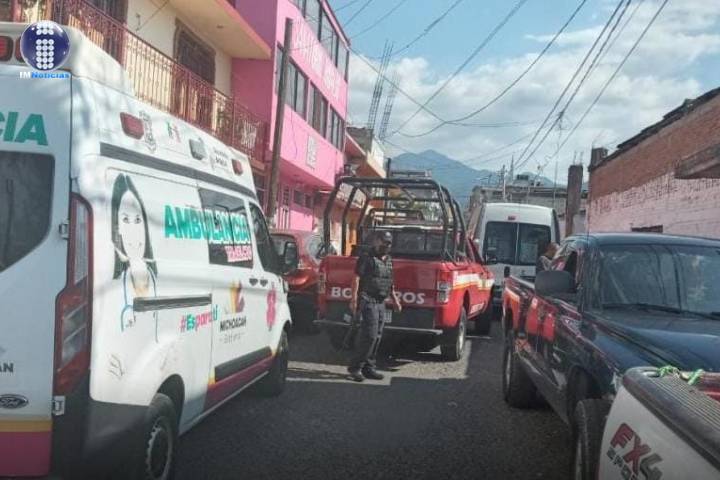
[349,295,387,371]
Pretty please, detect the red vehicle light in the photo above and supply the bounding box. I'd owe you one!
[232,159,244,175]
[15,37,22,62]
[54,194,93,395]
[0,36,13,62]
[120,112,145,139]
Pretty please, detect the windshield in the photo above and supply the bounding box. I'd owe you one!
[0,151,54,273]
[484,222,551,266]
[596,244,720,316]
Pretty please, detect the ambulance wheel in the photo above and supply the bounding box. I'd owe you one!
[441,309,467,361]
[133,393,178,480]
[255,330,289,397]
[502,333,537,408]
[571,399,610,480]
[474,306,493,336]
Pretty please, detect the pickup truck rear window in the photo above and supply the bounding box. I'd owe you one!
[0,151,54,273]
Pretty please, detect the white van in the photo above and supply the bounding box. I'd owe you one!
[0,23,297,479]
[468,203,560,307]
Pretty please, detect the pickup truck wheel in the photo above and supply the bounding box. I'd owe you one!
[502,335,537,408]
[441,309,467,361]
[571,399,610,480]
[474,305,493,336]
[254,330,289,397]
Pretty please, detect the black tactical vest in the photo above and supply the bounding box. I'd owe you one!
[361,255,393,300]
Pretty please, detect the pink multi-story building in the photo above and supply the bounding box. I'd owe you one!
[234,0,350,232]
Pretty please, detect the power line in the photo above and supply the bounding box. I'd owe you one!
[552,0,669,160]
[350,0,411,39]
[371,0,468,60]
[512,0,626,172]
[350,47,447,124]
[388,0,530,137]
[336,0,364,12]
[400,0,589,138]
[345,0,375,26]
[516,0,633,169]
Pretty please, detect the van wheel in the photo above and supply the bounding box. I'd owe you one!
[133,394,178,480]
[502,334,537,408]
[441,309,467,361]
[254,330,289,397]
[571,399,610,480]
[474,306,493,336]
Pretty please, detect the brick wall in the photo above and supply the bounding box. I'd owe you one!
[589,92,720,236]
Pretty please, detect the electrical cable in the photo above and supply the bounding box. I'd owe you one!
[371,0,468,60]
[516,0,633,170]
[336,0,364,12]
[511,0,626,173]
[388,0,530,137]
[551,0,670,160]
[350,0,411,40]
[400,0,588,138]
[344,0,375,27]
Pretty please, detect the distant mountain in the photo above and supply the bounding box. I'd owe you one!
[391,150,556,200]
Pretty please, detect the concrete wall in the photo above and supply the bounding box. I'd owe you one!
[589,93,720,237]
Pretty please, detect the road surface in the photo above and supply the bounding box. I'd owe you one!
[177,326,571,479]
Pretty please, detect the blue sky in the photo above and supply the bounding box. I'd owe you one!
[327,0,720,178]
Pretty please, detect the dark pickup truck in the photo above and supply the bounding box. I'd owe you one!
[501,233,720,479]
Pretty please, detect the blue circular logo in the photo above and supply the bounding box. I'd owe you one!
[20,21,71,71]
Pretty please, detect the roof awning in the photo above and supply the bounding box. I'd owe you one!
[675,142,720,179]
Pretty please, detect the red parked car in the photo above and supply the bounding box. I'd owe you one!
[271,229,325,330]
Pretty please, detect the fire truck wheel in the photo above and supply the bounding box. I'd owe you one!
[474,305,493,336]
[502,333,537,408]
[571,399,610,480]
[441,308,467,361]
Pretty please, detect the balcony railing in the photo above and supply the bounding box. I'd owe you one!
[14,0,266,162]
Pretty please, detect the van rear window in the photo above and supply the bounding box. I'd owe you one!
[0,151,54,272]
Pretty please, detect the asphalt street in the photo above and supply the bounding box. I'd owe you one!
[176,325,572,480]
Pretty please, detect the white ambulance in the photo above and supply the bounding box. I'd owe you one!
[0,23,297,479]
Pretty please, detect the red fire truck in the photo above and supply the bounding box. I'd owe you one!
[315,177,494,361]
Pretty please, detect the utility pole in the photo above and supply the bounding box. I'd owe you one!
[500,164,506,201]
[552,160,558,210]
[266,18,293,227]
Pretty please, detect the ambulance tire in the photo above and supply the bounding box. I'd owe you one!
[441,309,467,361]
[132,393,178,480]
[502,333,537,408]
[255,330,289,397]
[474,306,493,336]
[571,399,610,480]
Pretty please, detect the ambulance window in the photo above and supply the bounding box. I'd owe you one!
[0,152,53,272]
[250,204,280,274]
[198,189,253,268]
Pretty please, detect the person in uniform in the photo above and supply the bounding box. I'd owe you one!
[348,231,402,382]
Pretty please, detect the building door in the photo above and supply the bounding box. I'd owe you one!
[173,24,215,129]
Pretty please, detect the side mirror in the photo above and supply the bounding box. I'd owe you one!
[281,241,299,274]
[535,270,575,297]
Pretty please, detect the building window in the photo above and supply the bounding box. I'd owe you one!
[254,173,267,210]
[305,0,321,38]
[293,190,304,206]
[309,84,328,136]
[305,194,313,209]
[276,48,309,119]
[328,109,344,150]
[631,225,663,233]
[175,25,215,84]
[172,23,216,129]
[338,42,349,78]
[320,9,334,58]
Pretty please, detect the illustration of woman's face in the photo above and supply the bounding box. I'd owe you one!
[118,190,146,260]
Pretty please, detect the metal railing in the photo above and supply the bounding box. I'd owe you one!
[19,0,267,161]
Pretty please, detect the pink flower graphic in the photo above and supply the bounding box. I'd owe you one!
[266,284,277,330]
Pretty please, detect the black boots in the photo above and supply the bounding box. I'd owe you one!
[361,368,384,380]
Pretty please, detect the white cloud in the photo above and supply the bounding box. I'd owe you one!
[346,0,720,183]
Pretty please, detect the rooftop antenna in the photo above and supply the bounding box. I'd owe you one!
[367,41,393,131]
[378,70,399,140]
